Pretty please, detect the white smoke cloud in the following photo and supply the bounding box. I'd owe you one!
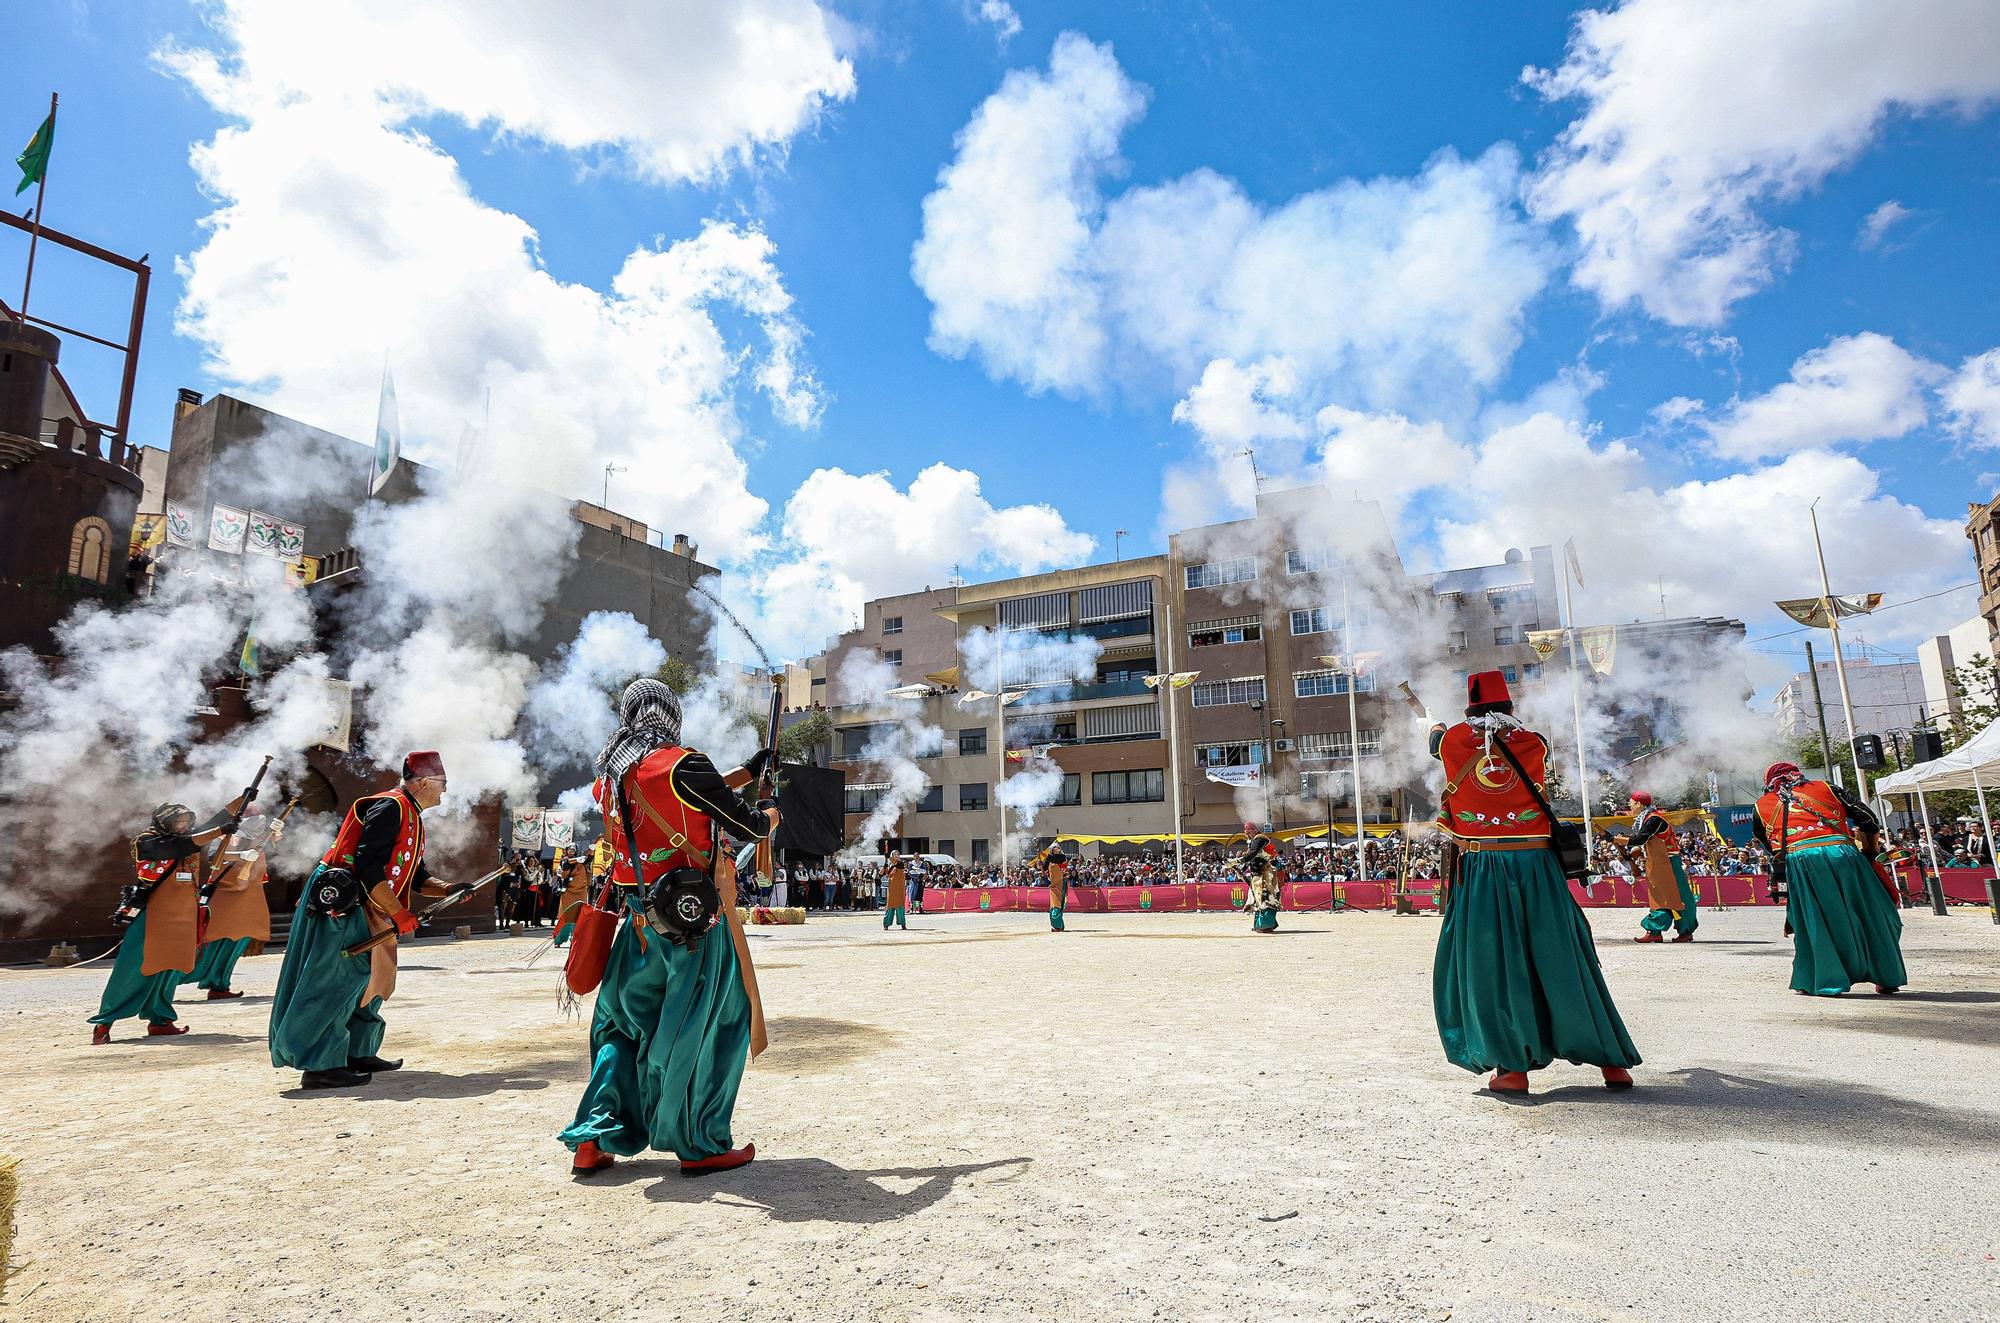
[957,624,1100,850]
[1526,0,2000,325]
[835,651,943,853]
[522,611,669,773]
[1701,333,1942,461]
[912,33,1553,417]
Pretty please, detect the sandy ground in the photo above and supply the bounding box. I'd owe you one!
[2,903,1997,1323]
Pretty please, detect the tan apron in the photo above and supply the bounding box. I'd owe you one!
[140,868,202,977]
[1640,832,1682,912]
[206,854,272,944]
[361,907,398,1007]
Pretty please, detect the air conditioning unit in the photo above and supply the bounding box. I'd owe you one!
[1273,738,1295,752]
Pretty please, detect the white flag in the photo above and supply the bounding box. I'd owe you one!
[1563,537,1586,590]
[1205,765,1262,788]
[370,362,401,497]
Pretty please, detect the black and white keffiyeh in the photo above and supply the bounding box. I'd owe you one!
[595,678,683,785]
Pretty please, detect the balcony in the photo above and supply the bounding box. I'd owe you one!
[1014,676,1154,706]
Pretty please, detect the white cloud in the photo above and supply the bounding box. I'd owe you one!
[1943,348,2000,448]
[972,0,1023,43]
[1858,199,1914,251]
[163,0,855,186]
[1702,332,1940,460]
[1526,0,2000,325]
[754,464,1097,656]
[913,33,1554,415]
[165,19,829,565]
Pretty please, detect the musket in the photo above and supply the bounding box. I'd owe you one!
[731,672,784,1060]
[197,755,273,941]
[208,790,302,895]
[342,865,508,957]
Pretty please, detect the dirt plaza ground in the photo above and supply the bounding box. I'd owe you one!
[2,904,1997,1323]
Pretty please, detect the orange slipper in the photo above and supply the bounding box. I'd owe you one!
[1874,984,1901,995]
[146,1022,189,1037]
[570,1141,616,1175]
[206,988,245,1000]
[1602,1066,1634,1091]
[1670,933,1695,943]
[680,1143,755,1176]
[1486,1071,1529,1094]
[1633,931,1664,943]
[91,1024,110,1045]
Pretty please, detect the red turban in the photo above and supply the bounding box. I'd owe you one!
[1763,761,1801,790]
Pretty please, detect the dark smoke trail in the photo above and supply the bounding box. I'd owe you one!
[688,580,773,669]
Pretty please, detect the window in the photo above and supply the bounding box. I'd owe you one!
[1196,742,1264,767]
[1056,773,1083,806]
[959,728,987,756]
[1295,669,1341,698]
[1191,676,1266,708]
[1521,620,1541,633]
[1523,662,1543,682]
[1285,546,1336,575]
[1488,587,1534,613]
[1501,665,1519,684]
[971,839,989,863]
[1493,625,1514,646]
[882,615,903,635]
[1447,630,1467,654]
[882,649,903,666]
[1437,590,1465,608]
[844,786,884,814]
[1315,730,1382,758]
[1290,607,1332,636]
[837,725,886,759]
[1185,557,1258,590]
[1091,769,1165,803]
[959,782,989,812]
[1297,733,1339,762]
[937,839,956,859]
[915,785,944,813]
[68,517,113,583]
[1189,616,1261,647]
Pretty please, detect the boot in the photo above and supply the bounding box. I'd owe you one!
[348,1055,403,1072]
[299,1067,372,1089]
[571,1141,616,1176]
[1632,931,1664,943]
[206,988,245,1000]
[91,1024,110,1045]
[1486,1071,1529,1095]
[680,1142,755,1176]
[146,1021,189,1036]
[1602,1066,1634,1091]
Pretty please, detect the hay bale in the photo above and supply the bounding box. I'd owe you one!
[0,1153,19,1300]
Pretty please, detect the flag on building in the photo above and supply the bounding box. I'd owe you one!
[15,110,53,196]
[238,630,261,678]
[370,362,401,496]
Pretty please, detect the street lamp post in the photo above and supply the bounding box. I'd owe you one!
[1270,717,1287,830]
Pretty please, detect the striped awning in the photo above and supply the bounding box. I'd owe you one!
[1079,579,1153,624]
[1000,591,1069,630]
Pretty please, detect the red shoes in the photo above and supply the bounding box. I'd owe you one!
[1486,1071,1529,1094]
[91,1024,110,1045]
[1602,1067,1634,1091]
[206,988,244,1000]
[680,1143,756,1176]
[1670,933,1695,943]
[1874,985,1901,995]
[1633,931,1664,943]
[570,1141,616,1176]
[146,1022,189,1036]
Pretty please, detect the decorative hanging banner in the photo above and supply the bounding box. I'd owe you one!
[246,511,306,562]
[1775,594,1883,628]
[164,501,200,549]
[1205,765,1262,788]
[1525,628,1564,660]
[542,811,576,849]
[1578,625,1617,676]
[208,504,249,555]
[311,678,353,752]
[510,807,545,849]
[129,514,167,555]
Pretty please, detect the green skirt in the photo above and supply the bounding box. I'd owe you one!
[186,935,254,991]
[268,887,383,1071]
[1786,844,1908,995]
[89,910,182,1027]
[559,901,751,1161]
[1433,848,1641,1075]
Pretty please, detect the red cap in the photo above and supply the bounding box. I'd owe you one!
[1763,761,1801,790]
[1243,821,1258,835]
[1629,791,1653,807]
[403,750,446,781]
[1467,670,1512,707]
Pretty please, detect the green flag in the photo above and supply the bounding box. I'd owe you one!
[239,630,261,678]
[15,112,53,196]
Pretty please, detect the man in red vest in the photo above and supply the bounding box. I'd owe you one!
[268,751,460,1089]
[1752,761,1907,996]
[1428,671,1640,1096]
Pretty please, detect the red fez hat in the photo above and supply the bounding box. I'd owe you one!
[1628,790,1653,807]
[403,750,446,780]
[1466,670,1512,708]
[1243,821,1258,835]
[1763,761,1801,790]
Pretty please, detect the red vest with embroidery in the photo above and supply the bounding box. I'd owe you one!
[319,790,428,903]
[593,748,715,889]
[1434,722,1552,841]
[1754,781,1855,852]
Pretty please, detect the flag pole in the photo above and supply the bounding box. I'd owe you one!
[17,93,56,323]
[1343,571,1365,881]
[1810,501,1869,801]
[1560,547,1595,856]
[1160,581,1187,886]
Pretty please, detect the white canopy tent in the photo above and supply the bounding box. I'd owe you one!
[1873,717,2000,878]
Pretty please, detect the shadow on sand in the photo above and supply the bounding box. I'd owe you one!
[583,1154,1031,1223]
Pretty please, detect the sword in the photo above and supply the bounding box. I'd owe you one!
[342,865,508,957]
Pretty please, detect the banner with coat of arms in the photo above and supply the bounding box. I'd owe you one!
[542,811,576,849]
[246,510,307,562]
[1523,625,1616,676]
[164,501,200,549]
[208,504,249,555]
[510,807,545,849]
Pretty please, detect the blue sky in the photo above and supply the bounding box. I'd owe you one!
[9,1,2000,673]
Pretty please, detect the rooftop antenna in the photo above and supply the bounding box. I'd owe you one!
[1659,576,1667,619]
[1240,446,1262,490]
